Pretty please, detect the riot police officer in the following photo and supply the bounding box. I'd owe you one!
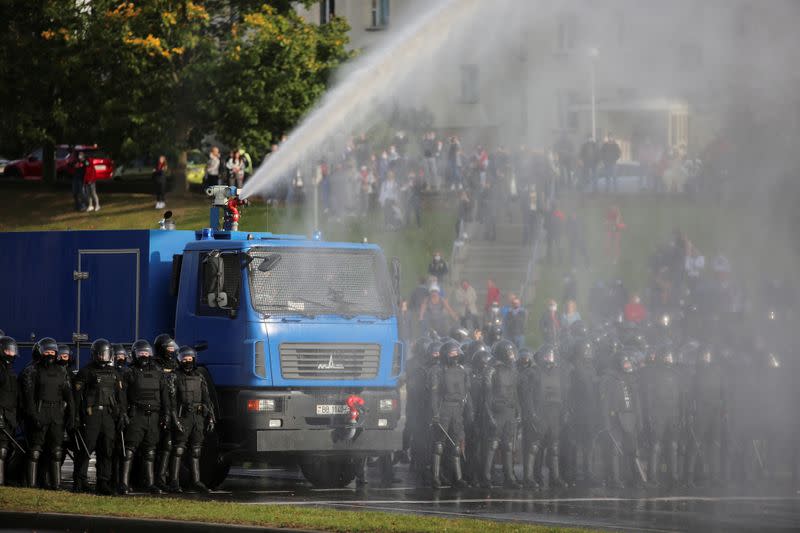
[599,354,644,488]
[687,345,725,487]
[72,339,124,494]
[517,347,542,488]
[643,345,682,487]
[22,337,74,489]
[533,345,569,488]
[169,346,214,493]
[113,344,130,374]
[56,345,74,373]
[465,342,491,484]
[120,339,170,494]
[0,336,19,486]
[406,338,437,482]
[153,333,179,491]
[482,340,521,488]
[429,340,471,488]
[567,339,600,486]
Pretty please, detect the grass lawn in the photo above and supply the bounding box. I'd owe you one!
[0,487,600,533]
[525,193,798,347]
[0,189,454,297]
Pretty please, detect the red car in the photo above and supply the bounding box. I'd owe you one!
[3,144,114,181]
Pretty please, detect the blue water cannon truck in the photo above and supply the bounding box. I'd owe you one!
[0,186,404,488]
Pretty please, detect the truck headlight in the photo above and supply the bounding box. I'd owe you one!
[379,399,396,412]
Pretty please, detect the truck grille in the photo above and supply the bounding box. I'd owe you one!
[279,343,381,380]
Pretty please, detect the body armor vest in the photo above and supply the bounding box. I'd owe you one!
[129,365,161,408]
[491,365,518,405]
[85,365,118,408]
[0,364,17,411]
[440,365,468,404]
[35,365,67,403]
[538,368,563,406]
[177,372,203,407]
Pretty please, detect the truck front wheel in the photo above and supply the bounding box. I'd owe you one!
[300,456,357,489]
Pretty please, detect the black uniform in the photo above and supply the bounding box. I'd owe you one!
[429,341,471,488]
[0,337,19,486]
[169,346,214,493]
[153,334,179,491]
[687,348,725,486]
[566,341,600,484]
[532,346,569,488]
[482,340,521,488]
[599,356,644,488]
[120,341,170,494]
[21,342,74,489]
[72,341,124,494]
[642,350,682,486]
[406,340,439,481]
[465,343,491,485]
[517,349,542,488]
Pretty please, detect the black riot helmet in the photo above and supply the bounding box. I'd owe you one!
[449,327,471,346]
[57,344,72,367]
[0,336,18,365]
[535,344,557,369]
[177,345,197,371]
[576,340,594,361]
[426,341,443,366]
[36,337,58,366]
[153,333,179,361]
[91,338,112,365]
[469,342,492,370]
[112,344,129,366]
[518,347,534,369]
[492,339,517,365]
[132,339,154,366]
[440,340,462,367]
[619,354,635,373]
[569,320,589,341]
[411,337,432,360]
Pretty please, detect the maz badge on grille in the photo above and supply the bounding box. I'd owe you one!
[317,354,345,370]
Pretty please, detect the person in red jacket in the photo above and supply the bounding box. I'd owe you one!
[624,292,648,323]
[485,279,501,312]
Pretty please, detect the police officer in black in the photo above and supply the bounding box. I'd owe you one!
[406,338,438,482]
[113,344,130,375]
[533,344,569,488]
[686,346,725,487]
[72,339,125,495]
[600,353,644,488]
[22,337,74,489]
[642,345,682,487]
[0,336,19,486]
[120,339,170,494]
[169,346,215,493]
[153,333,179,491]
[482,340,521,488]
[567,339,600,485]
[517,347,542,488]
[429,340,471,489]
[465,342,491,484]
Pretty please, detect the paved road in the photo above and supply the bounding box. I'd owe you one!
[177,463,800,533]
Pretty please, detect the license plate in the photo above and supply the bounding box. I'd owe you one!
[94,164,107,171]
[316,404,349,415]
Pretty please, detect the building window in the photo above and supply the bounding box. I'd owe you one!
[460,64,479,104]
[556,13,577,53]
[678,43,703,71]
[320,0,335,24]
[370,0,389,28]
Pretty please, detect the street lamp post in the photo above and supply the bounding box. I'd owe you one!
[589,47,599,141]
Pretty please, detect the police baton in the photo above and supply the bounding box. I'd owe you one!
[74,428,89,456]
[434,422,467,463]
[604,428,647,484]
[1,427,26,455]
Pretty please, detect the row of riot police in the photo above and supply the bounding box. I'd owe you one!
[0,333,215,495]
[404,313,798,491]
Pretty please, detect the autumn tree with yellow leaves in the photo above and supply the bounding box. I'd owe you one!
[0,1,351,187]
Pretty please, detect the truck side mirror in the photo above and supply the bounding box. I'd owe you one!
[194,341,209,352]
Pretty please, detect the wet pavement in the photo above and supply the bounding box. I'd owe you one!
[192,464,800,532]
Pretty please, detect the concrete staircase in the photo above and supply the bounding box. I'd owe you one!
[450,221,533,304]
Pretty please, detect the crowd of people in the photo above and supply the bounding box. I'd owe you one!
[399,217,797,491]
[0,334,215,495]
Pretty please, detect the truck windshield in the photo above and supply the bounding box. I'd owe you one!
[248,246,394,318]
